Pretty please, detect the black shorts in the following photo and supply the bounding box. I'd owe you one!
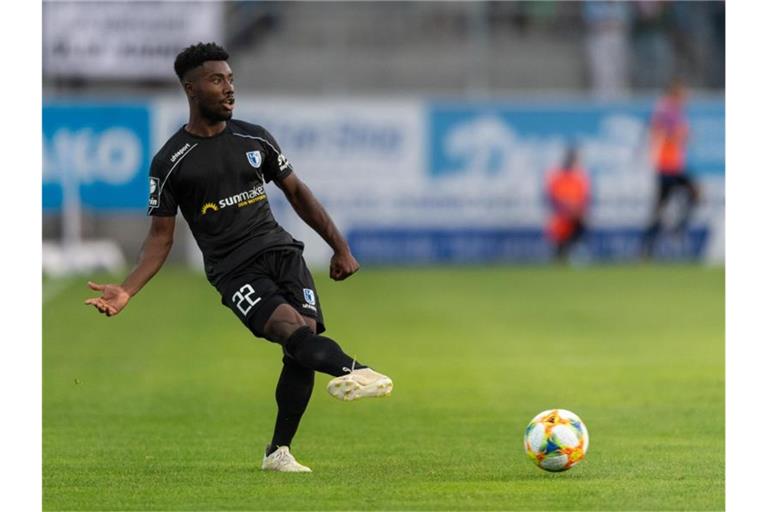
[658,173,695,202]
[218,248,325,337]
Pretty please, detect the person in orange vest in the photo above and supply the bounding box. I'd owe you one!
[641,79,700,259]
[546,147,591,262]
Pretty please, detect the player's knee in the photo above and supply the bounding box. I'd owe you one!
[263,304,307,344]
[302,317,317,335]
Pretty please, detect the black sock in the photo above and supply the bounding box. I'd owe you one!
[284,326,367,377]
[269,355,315,452]
[642,221,662,256]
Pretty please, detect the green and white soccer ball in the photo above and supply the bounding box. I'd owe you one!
[524,409,589,472]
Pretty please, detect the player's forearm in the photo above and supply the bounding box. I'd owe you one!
[121,235,174,297]
[289,185,350,254]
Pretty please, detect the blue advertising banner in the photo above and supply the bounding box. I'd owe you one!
[348,228,709,264]
[428,98,724,178]
[43,103,151,210]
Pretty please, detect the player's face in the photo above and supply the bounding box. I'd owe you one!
[187,61,235,122]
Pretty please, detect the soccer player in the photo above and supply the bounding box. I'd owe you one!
[85,43,393,473]
[545,147,590,262]
[640,79,699,259]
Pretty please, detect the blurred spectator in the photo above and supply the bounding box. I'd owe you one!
[582,1,631,99]
[641,79,699,259]
[546,147,591,263]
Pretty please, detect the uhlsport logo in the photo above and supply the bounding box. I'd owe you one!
[170,142,191,163]
[200,185,267,215]
[246,150,262,168]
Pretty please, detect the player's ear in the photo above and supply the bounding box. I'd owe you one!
[183,80,195,99]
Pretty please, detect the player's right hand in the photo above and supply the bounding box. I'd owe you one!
[329,250,360,281]
[84,281,131,317]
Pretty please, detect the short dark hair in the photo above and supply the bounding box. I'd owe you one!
[174,42,229,81]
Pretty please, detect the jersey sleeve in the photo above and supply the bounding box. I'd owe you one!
[147,156,178,216]
[258,128,294,183]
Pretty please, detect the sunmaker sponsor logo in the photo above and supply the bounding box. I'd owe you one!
[200,202,219,214]
[201,185,267,215]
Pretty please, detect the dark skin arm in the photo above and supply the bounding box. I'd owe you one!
[275,173,359,281]
[85,216,176,316]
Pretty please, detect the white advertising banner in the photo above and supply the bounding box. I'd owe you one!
[43,2,223,80]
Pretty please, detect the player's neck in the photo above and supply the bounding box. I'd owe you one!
[185,114,228,138]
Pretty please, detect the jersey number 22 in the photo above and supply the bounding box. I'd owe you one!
[232,284,261,316]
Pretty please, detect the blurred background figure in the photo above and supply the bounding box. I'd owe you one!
[582,0,631,99]
[546,148,591,263]
[641,78,699,260]
[41,1,725,274]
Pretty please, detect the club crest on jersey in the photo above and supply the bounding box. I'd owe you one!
[246,150,262,168]
[303,288,316,306]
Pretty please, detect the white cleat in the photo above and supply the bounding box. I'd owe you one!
[327,368,393,401]
[261,446,312,472]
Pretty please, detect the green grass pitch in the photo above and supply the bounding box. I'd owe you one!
[43,265,724,510]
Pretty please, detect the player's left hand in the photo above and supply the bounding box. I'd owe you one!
[330,251,360,281]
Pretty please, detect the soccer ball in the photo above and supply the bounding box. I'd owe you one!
[524,409,589,472]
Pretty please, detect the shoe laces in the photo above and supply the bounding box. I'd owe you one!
[272,447,295,465]
[342,358,358,374]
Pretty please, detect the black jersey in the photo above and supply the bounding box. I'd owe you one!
[148,119,303,287]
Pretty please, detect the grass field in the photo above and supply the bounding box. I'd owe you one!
[43,265,724,511]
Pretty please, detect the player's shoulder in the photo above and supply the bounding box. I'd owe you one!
[229,120,284,154]
[151,127,196,173]
[229,119,272,139]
